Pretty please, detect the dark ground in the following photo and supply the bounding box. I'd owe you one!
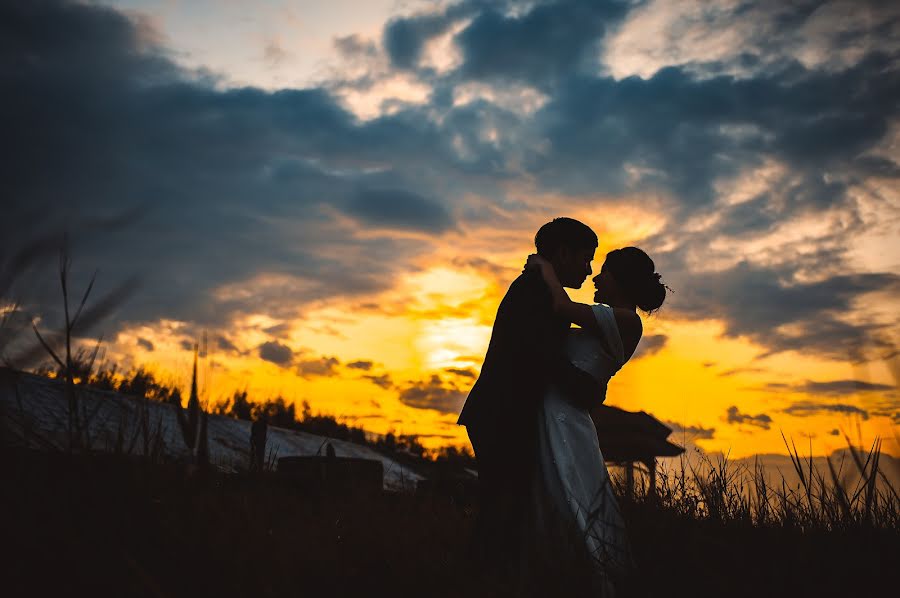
[2,449,897,598]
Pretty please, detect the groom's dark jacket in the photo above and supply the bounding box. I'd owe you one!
[457,269,601,482]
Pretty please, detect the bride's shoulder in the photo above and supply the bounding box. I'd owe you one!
[594,304,641,330]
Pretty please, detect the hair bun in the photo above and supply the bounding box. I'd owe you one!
[603,247,667,313]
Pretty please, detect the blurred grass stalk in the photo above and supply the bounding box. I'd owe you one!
[618,432,898,531]
[2,234,137,452]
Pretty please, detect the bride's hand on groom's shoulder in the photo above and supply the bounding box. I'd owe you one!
[525,253,550,271]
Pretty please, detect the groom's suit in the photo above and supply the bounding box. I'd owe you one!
[457,268,600,566]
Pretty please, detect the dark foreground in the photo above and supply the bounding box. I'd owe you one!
[2,449,897,598]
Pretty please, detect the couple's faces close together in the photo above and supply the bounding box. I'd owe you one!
[554,246,595,289]
[554,246,618,305]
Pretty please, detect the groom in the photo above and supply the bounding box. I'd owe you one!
[457,217,601,574]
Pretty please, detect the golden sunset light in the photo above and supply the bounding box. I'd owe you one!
[3,1,899,595]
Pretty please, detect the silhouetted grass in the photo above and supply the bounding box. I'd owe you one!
[2,435,897,598]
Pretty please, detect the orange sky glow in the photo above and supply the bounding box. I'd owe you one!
[101,204,900,459]
[5,0,899,462]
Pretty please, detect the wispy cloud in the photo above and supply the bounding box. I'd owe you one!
[724,405,773,430]
[783,401,870,420]
[665,420,716,440]
[632,334,667,359]
[755,378,896,396]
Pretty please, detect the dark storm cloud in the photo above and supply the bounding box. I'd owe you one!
[530,53,899,202]
[397,374,467,414]
[783,401,870,420]
[0,0,468,334]
[346,189,453,232]
[136,337,154,351]
[258,341,293,366]
[661,256,900,361]
[383,9,459,70]
[724,405,773,430]
[455,0,629,86]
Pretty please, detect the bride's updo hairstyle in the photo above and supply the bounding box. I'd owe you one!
[603,247,667,313]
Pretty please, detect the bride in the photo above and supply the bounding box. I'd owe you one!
[525,246,667,595]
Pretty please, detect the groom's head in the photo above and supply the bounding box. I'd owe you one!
[535,217,598,289]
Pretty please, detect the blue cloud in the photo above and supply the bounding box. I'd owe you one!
[346,189,453,232]
[455,0,628,86]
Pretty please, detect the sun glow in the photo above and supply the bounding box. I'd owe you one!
[416,317,491,370]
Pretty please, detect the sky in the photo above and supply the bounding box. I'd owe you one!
[1,0,899,458]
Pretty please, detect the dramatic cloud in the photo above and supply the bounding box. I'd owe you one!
[397,374,467,414]
[2,0,897,379]
[662,260,900,361]
[454,0,629,86]
[259,341,293,366]
[345,189,454,233]
[783,401,870,420]
[724,405,773,430]
[0,0,469,333]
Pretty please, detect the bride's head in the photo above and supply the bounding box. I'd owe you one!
[593,247,667,313]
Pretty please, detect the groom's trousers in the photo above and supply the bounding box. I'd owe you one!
[466,418,535,575]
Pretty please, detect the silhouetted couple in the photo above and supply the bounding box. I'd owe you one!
[457,217,667,596]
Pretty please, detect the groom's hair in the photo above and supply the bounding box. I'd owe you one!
[535,217,598,257]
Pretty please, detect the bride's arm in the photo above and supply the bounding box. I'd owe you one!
[526,254,602,336]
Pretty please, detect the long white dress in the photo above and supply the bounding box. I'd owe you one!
[534,303,632,587]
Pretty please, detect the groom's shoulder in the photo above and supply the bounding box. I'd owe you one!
[504,270,535,296]
[501,270,548,307]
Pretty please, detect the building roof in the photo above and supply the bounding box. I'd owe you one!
[592,404,685,463]
[0,367,421,491]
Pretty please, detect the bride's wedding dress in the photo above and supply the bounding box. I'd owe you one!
[534,303,632,586]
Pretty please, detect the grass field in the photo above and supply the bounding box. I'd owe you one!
[2,442,897,598]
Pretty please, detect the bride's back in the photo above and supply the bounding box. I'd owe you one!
[565,304,626,388]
